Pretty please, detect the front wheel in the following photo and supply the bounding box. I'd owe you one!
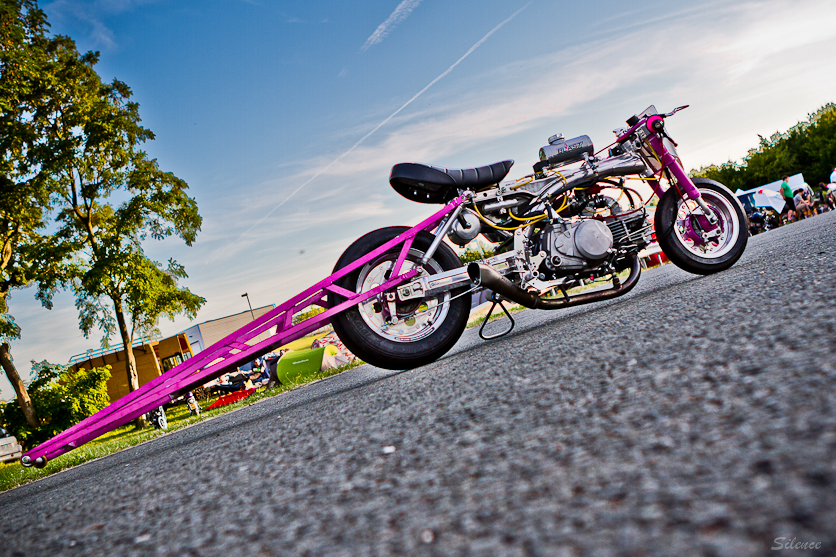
[328,227,470,370]
[655,177,748,275]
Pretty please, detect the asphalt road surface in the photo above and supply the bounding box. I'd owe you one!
[1,212,835,557]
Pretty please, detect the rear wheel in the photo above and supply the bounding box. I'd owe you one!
[328,227,470,370]
[655,177,748,275]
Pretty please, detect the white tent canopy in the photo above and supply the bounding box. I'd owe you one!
[734,173,812,213]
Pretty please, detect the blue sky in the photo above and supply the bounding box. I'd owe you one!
[3,0,836,398]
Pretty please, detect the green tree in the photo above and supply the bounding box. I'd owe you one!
[692,103,836,190]
[292,306,324,325]
[0,0,61,429]
[0,360,110,448]
[26,19,205,428]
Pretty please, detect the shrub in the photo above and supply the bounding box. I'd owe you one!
[292,306,325,325]
[0,361,111,449]
[458,244,495,264]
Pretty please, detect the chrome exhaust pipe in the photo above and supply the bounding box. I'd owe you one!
[467,253,641,310]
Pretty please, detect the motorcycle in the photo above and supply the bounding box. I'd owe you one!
[327,105,748,369]
[146,406,168,430]
[747,208,777,235]
[17,105,751,469]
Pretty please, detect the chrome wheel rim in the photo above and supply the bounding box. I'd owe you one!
[673,189,740,259]
[355,249,451,343]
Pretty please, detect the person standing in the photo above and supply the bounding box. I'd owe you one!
[780,175,796,223]
[830,167,836,185]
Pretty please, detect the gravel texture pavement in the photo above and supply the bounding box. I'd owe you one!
[1,211,834,557]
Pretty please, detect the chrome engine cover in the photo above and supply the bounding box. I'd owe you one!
[540,219,613,273]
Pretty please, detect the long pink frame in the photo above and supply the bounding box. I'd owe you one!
[22,196,466,466]
[23,110,709,467]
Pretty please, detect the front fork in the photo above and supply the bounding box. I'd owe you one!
[648,135,720,233]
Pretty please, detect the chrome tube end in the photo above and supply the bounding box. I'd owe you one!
[467,262,483,286]
[20,455,47,468]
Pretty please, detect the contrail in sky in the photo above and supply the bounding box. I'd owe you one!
[207,2,532,265]
[362,0,423,52]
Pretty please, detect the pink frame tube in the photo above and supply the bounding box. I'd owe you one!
[22,195,467,467]
[614,115,702,202]
[647,134,701,200]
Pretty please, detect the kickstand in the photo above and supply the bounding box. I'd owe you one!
[479,292,516,340]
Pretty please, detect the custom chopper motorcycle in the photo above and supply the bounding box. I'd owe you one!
[20,105,749,468]
[327,105,748,369]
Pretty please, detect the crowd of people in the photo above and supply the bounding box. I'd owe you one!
[776,171,836,224]
[204,347,298,395]
[206,358,273,395]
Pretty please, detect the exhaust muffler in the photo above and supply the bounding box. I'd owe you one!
[467,254,641,310]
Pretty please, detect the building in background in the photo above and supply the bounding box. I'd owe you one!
[68,305,276,401]
[69,333,193,402]
[181,305,275,357]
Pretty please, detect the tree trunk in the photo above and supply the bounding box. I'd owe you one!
[0,342,39,428]
[112,298,146,429]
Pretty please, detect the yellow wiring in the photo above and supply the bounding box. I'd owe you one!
[478,169,639,225]
[587,186,626,215]
[641,137,669,176]
[642,137,661,163]
[508,209,547,223]
[486,172,558,224]
[473,202,545,231]
[539,170,571,214]
[546,169,568,183]
[510,176,534,190]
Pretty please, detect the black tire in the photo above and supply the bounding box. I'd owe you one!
[655,177,748,275]
[328,227,470,370]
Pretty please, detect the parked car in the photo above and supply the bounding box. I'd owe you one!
[0,427,23,464]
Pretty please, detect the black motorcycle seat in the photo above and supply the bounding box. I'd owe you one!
[390,160,514,204]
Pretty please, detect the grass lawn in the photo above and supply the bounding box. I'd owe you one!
[0,355,362,493]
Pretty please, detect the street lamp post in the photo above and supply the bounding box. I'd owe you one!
[241,293,255,321]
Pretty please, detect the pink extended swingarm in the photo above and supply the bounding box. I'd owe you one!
[21,196,467,468]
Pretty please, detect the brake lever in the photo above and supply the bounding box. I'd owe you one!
[662,105,689,118]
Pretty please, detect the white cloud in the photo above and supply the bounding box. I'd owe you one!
[184,0,836,284]
[704,1,836,79]
[304,38,658,179]
[308,0,836,179]
[203,0,836,280]
[361,0,423,51]
[44,0,159,49]
[7,0,836,399]
[206,3,531,265]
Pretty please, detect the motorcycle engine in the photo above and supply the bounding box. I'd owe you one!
[539,219,613,276]
[606,209,653,249]
[537,211,652,278]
